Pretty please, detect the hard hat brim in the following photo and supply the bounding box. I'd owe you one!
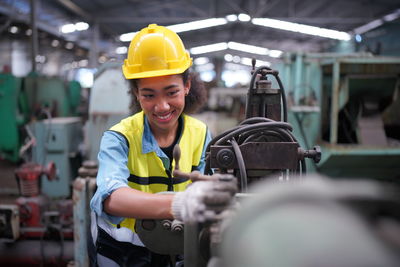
[122,61,192,79]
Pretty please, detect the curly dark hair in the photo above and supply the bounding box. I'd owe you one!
[128,69,207,114]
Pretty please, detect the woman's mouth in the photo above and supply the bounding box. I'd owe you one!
[154,111,174,122]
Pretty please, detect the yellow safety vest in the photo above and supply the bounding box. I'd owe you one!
[108,111,207,232]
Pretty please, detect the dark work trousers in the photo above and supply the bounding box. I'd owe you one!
[92,227,172,267]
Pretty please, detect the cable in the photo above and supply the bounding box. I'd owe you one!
[205,117,304,186]
[230,139,247,192]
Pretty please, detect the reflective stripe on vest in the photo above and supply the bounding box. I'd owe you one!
[106,111,207,233]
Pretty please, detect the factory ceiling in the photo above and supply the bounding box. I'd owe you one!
[1,0,399,63]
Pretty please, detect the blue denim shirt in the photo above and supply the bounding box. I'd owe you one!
[90,116,212,224]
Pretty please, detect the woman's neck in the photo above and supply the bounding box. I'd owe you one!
[151,123,179,148]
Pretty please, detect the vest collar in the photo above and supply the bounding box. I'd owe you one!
[142,115,165,158]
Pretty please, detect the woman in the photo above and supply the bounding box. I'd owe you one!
[90,24,212,266]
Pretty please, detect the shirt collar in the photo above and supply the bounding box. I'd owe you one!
[142,115,165,158]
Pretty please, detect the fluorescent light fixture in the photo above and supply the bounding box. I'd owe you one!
[226,14,238,22]
[224,54,271,67]
[194,57,210,65]
[60,22,90,33]
[383,9,400,22]
[75,22,89,31]
[167,18,227,33]
[238,13,251,22]
[269,49,283,58]
[120,18,227,42]
[191,41,283,57]
[120,32,137,42]
[252,18,351,41]
[228,41,269,55]
[61,24,75,33]
[190,42,228,55]
[195,63,214,72]
[353,19,383,34]
[116,46,128,54]
[241,57,271,67]
[353,9,400,35]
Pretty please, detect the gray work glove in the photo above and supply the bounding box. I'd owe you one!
[171,174,237,223]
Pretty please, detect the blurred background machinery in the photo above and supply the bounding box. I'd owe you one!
[276,53,400,180]
[0,70,84,266]
[1,0,400,265]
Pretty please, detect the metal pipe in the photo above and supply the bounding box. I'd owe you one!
[29,0,38,73]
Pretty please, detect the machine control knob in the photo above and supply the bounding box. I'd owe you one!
[216,149,235,169]
[301,146,321,163]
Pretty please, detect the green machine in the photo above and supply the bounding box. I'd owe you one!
[0,72,81,163]
[276,53,400,181]
[0,73,29,162]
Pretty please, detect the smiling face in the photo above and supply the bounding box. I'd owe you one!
[136,74,190,136]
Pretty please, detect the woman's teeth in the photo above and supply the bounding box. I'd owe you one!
[157,113,172,120]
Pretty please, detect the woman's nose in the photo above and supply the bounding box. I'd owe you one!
[155,98,170,112]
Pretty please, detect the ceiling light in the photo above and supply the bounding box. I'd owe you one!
[120,32,137,42]
[353,19,383,35]
[61,23,75,33]
[190,42,228,55]
[224,54,233,62]
[9,26,18,34]
[228,41,269,55]
[241,57,271,67]
[25,29,32,36]
[238,13,251,22]
[75,22,89,31]
[65,42,74,49]
[252,18,351,41]
[167,18,227,33]
[194,57,210,65]
[51,40,60,47]
[269,50,283,58]
[232,55,241,63]
[383,9,400,22]
[355,34,362,43]
[120,18,227,42]
[60,22,89,34]
[116,46,128,54]
[226,14,238,22]
[195,63,214,72]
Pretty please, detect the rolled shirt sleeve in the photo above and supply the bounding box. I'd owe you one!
[90,130,131,224]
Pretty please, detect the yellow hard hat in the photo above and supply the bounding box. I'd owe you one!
[122,24,192,79]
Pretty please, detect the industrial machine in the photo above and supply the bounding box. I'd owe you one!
[0,71,83,266]
[85,61,132,161]
[277,53,400,180]
[0,71,82,163]
[134,61,323,266]
[131,59,400,267]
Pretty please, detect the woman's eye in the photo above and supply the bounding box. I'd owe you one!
[167,90,179,96]
[142,94,154,99]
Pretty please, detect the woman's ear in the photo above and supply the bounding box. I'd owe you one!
[184,79,191,96]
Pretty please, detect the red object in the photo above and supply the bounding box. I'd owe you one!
[15,162,57,196]
[15,163,43,196]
